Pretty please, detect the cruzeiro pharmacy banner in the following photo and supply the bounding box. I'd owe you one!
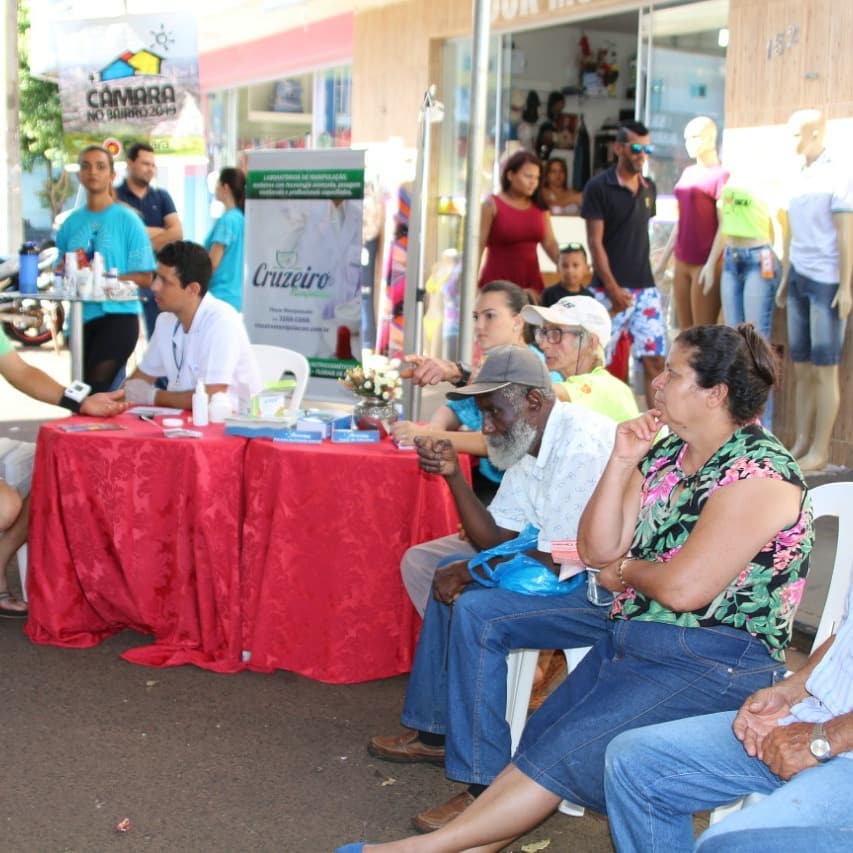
[55,13,203,158]
[244,149,365,401]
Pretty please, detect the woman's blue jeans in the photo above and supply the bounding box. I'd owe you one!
[721,245,779,425]
[605,710,853,853]
[511,620,783,814]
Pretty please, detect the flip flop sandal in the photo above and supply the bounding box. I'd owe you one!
[0,591,28,620]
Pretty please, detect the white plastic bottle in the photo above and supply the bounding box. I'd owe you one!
[192,380,209,427]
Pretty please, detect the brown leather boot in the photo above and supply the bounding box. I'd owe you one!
[412,790,475,833]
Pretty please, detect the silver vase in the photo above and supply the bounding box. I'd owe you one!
[353,396,397,437]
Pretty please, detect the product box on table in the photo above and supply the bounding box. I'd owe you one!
[331,428,380,443]
[296,410,353,438]
[224,413,299,440]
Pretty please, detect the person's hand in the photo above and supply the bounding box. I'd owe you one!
[733,686,794,758]
[400,355,458,386]
[606,285,634,314]
[760,722,818,780]
[123,378,156,405]
[653,256,668,281]
[775,269,789,310]
[456,522,470,544]
[414,436,459,478]
[612,410,662,467]
[699,263,715,295]
[391,420,428,447]
[80,390,132,418]
[832,285,852,319]
[432,560,473,605]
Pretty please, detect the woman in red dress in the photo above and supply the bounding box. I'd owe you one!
[479,150,560,297]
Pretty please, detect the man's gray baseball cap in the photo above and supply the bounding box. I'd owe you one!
[446,345,551,399]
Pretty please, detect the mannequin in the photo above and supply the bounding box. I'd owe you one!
[776,109,853,471]
[656,117,729,328]
[700,173,780,427]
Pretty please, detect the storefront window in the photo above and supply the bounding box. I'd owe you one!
[638,0,728,195]
[207,64,353,165]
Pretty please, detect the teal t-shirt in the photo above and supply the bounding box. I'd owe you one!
[55,203,155,323]
[0,325,12,357]
[205,207,245,311]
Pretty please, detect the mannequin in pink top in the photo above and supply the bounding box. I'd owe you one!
[656,117,729,328]
[479,150,560,296]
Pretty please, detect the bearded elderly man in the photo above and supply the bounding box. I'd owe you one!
[368,345,616,832]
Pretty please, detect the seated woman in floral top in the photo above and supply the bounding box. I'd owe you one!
[335,323,813,853]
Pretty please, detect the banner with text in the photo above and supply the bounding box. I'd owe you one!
[244,149,366,402]
[55,13,203,158]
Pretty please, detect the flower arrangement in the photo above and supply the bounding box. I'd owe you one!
[340,355,403,401]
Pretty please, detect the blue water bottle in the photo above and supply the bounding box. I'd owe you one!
[19,242,39,294]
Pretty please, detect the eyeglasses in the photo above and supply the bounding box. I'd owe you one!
[627,143,654,155]
[559,242,585,254]
[534,326,581,345]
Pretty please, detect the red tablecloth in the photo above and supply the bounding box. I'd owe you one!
[25,417,248,672]
[240,439,467,683]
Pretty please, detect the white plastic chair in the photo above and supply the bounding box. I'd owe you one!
[250,344,309,413]
[506,645,592,817]
[708,480,853,825]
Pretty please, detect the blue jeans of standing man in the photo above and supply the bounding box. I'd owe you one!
[400,584,611,786]
[513,622,783,814]
[721,245,779,426]
[604,710,853,853]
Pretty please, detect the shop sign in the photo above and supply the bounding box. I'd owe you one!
[55,13,203,158]
[244,149,366,401]
[492,0,596,26]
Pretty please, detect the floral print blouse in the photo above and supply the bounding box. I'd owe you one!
[613,423,813,661]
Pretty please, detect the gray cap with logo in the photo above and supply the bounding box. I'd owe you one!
[446,345,551,399]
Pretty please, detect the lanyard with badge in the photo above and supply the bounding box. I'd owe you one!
[169,320,197,390]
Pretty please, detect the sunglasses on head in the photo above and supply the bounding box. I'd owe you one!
[559,242,585,254]
[627,143,654,155]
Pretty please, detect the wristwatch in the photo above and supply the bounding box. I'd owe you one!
[451,361,472,388]
[809,722,832,763]
[59,380,92,413]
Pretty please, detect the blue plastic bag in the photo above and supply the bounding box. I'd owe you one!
[468,524,585,597]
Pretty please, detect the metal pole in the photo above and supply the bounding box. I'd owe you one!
[402,86,441,419]
[457,0,491,365]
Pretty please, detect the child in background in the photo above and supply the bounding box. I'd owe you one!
[541,242,595,307]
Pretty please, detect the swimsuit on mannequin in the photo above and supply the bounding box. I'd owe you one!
[656,116,729,329]
[776,109,853,471]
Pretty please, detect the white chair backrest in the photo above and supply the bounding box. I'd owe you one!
[250,344,309,413]
[808,481,853,651]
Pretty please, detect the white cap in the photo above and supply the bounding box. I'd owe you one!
[522,296,612,346]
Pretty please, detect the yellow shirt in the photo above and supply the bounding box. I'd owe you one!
[718,186,772,241]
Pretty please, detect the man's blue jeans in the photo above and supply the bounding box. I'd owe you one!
[604,710,853,853]
[400,584,611,786]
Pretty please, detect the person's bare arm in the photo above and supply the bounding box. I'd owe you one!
[479,197,496,275]
[586,218,632,312]
[147,212,183,251]
[578,411,658,567]
[541,211,560,265]
[0,349,127,415]
[209,243,226,272]
[123,270,155,289]
[611,477,803,611]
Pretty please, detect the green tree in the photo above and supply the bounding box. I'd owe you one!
[18,0,72,222]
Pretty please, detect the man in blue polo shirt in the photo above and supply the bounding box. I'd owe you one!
[581,120,665,405]
[116,142,183,338]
